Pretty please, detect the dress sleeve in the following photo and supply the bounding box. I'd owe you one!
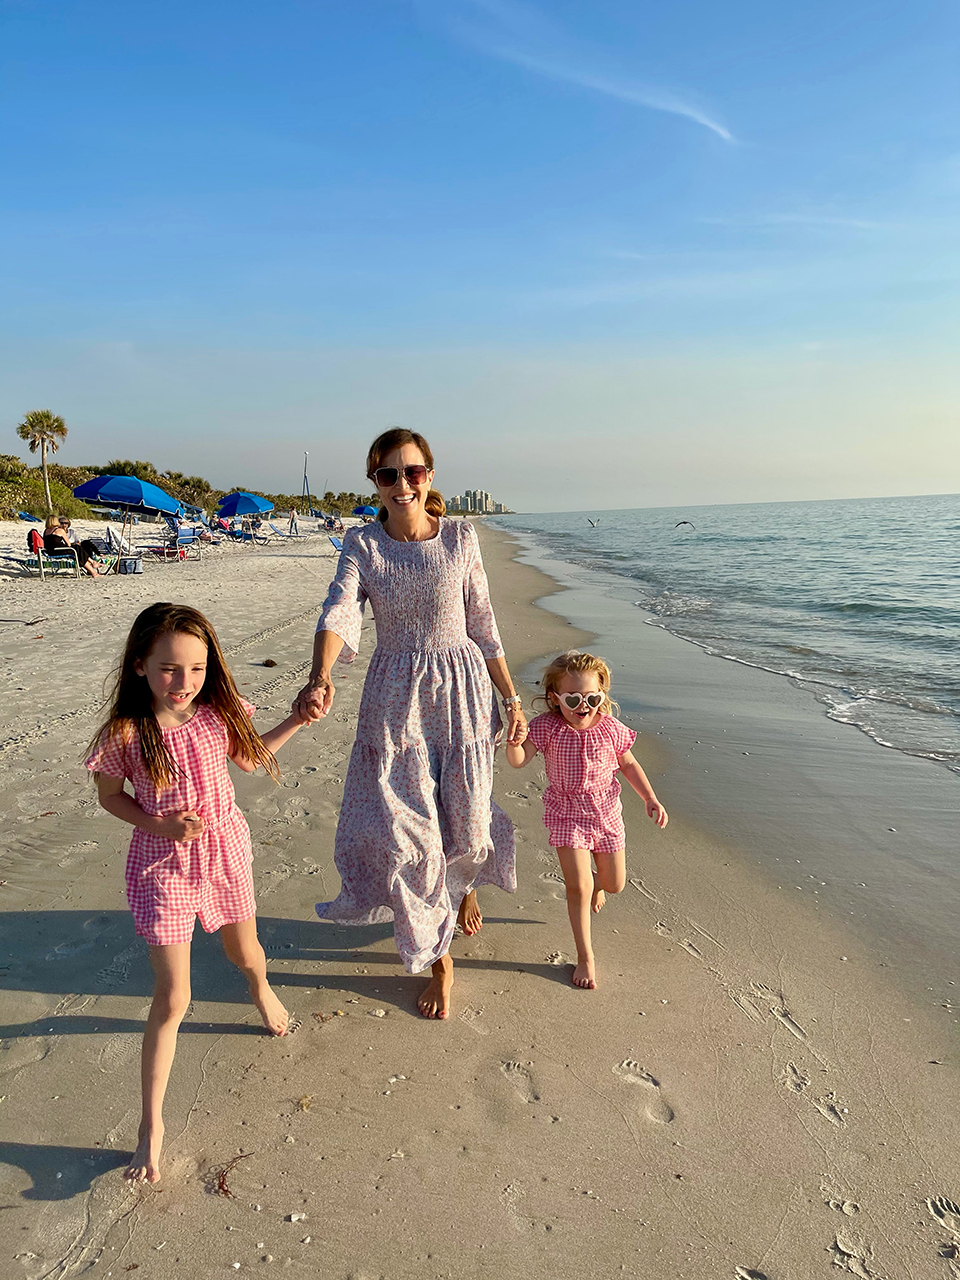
[316,530,368,664]
[85,728,131,779]
[526,714,551,754]
[240,698,256,719]
[611,717,637,758]
[461,522,505,660]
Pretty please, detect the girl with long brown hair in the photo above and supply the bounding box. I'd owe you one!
[86,602,308,1184]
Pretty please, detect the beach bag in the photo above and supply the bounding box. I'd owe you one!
[117,556,143,575]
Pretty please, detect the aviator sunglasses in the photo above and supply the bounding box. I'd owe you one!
[555,691,605,710]
[371,464,430,487]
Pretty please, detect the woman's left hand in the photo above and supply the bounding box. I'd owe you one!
[505,704,527,745]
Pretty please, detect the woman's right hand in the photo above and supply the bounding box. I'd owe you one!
[293,674,335,723]
[155,811,205,841]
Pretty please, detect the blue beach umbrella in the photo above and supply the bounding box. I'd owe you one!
[353,505,378,516]
[72,474,183,515]
[72,474,184,574]
[217,491,275,517]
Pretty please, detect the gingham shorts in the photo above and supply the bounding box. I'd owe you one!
[125,805,256,947]
[544,794,626,854]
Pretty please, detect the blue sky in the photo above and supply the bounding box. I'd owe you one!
[1,0,956,509]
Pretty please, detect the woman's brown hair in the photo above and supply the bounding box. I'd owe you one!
[87,602,280,788]
[366,428,446,524]
[537,650,620,718]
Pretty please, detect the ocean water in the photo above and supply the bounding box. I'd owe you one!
[492,493,960,772]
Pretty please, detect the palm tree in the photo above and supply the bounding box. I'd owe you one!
[16,410,68,512]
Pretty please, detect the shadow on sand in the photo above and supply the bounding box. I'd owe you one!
[0,1142,130,1201]
[1,909,563,1020]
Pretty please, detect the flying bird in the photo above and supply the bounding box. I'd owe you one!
[675,521,696,530]
[588,518,600,527]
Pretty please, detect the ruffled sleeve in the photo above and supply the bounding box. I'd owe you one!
[609,717,637,758]
[85,727,132,779]
[316,529,368,664]
[526,713,554,755]
[461,522,504,660]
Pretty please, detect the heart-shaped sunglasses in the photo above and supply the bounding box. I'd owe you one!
[554,691,605,710]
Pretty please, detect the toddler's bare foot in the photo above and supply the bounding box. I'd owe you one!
[457,889,483,936]
[251,980,289,1035]
[125,1123,163,1184]
[418,954,454,1019]
[592,886,606,913]
[571,956,597,990]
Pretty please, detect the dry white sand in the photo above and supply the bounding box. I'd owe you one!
[0,520,957,1280]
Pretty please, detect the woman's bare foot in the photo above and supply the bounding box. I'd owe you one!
[418,954,454,1019]
[571,956,597,989]
[250,979,289,1035]
[457,889,483,936]
[591,886,606,913]
[125,1123,164,1184]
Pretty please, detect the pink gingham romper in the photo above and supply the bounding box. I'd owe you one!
[86,701,257,946]
[526,712,637,854]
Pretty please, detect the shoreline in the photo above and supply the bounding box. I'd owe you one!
[479,524,959,1009]
[0,519,955,1279]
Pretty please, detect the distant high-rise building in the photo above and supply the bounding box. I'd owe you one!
[446,488,511,514]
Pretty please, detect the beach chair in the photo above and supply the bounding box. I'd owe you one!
[17,511,41,522]
[13,528,82,580]
[328,535,344,556]
[269,521,307,540]
[104,525,144,574]
[195,514,224,546]
[149,529,203,561]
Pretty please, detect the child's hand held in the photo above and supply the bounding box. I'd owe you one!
[293,676,334,723]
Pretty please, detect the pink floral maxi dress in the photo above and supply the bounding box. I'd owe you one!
[314,518,516,972]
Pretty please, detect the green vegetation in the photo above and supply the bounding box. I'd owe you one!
[2,432,379,520]
[0,454,97,520]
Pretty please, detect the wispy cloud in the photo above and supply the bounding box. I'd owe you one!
[420,0,733,142]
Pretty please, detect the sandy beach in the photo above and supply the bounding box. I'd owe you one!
[0,519,957,1280]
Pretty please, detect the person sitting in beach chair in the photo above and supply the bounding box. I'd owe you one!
[42,517,104,577]
[8,526,80,579]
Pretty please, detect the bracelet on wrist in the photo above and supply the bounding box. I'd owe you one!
[502,694,522,708]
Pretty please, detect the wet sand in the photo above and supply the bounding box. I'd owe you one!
[0,520,956,1280]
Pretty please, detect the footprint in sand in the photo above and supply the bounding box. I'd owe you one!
[98,1033,139,1074]
[500,1060,540,1102]
[927,1196,960,1238]
[505,791,531,806]
[781,1061,810,1093]
[628,877,659,902]
[94,944,139,992]
[612,1060,674,1123]
[46,938,97,962]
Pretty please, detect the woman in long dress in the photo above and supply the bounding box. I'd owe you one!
[294,429,526,1018]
